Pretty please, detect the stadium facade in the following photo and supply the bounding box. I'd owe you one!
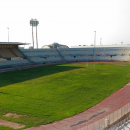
[0,42,130,68]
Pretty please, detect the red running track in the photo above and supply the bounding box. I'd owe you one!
[24,82,130,130]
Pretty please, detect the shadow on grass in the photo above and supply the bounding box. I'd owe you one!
[0,64,83,88]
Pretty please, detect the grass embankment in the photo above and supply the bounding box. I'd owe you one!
[0,63,130,129]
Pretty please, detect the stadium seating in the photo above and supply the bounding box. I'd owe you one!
[10,48,24,57]
[123,49,130,55]
[63,55,76,62]
[0,60,7,66]
[59,47,130,62]
[1,46,130,69]
[111,55,129,61]
[0,48,30,68]
[95,55,110,61]
[21,49,63,64]
[30,57,48,63]
[0,49,15,57]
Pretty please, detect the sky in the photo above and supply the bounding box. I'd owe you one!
[0,0,130,48]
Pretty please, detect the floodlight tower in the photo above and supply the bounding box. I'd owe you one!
[30,19,39,49]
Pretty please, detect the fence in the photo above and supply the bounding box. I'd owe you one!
[108,115,130,130]
[77,102,130,130]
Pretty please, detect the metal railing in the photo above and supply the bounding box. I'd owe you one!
[108,115,130,130]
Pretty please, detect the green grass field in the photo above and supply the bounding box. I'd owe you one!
[0,63,130,129]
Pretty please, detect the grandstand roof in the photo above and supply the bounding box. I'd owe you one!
[0,42,30,45]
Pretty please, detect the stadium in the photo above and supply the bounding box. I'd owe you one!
[0,42,130,130]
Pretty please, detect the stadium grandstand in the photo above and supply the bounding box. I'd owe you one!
[1,42,130,69]
[0,42,30,68]
[22,44,130,64]
[22,45,130,64]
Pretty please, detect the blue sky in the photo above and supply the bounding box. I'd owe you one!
[0,0,130,48]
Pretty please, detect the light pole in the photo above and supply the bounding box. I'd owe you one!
[94,31,96,47]
[30,19,39,49]
[100,38,102,45]
[93,31,96,66]
[93,31,96,58]
[7,27,9,42]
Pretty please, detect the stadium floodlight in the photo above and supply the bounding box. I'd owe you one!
[30,19,39,26]
[30,19,39,49]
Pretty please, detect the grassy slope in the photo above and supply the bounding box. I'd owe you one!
[0,63,130,129]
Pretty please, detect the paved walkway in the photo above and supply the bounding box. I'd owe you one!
[24,82,130,130]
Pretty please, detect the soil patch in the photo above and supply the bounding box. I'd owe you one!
[3,113,26,118]
[0,119,25,129]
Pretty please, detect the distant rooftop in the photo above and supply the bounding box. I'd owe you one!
[0,42,30,45]
[71,44,130,48]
